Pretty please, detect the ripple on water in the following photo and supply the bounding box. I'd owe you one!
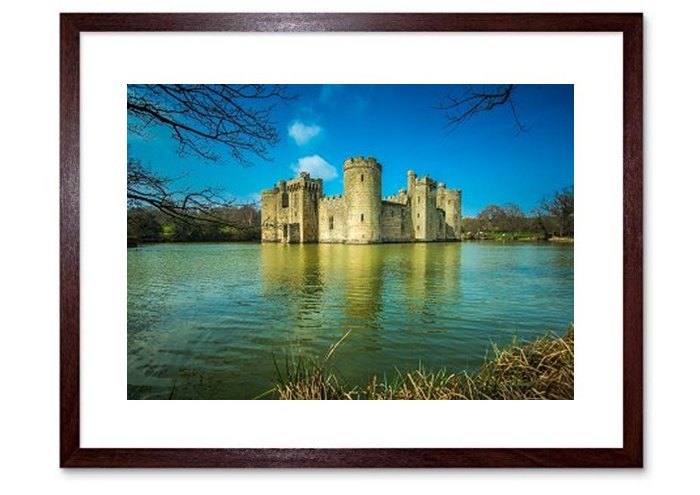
[128,242,573,399]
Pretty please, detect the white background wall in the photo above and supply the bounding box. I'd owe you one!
[0,0,697,492]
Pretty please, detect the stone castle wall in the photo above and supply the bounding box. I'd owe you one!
[380,201,412,242]
[318,195,347,243]
[262,156,461,244]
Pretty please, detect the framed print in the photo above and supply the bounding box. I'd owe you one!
[60,13,643,467]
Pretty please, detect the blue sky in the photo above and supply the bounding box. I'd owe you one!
[128,84,573,216]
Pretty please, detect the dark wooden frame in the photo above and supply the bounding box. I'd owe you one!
[60,13,643,468]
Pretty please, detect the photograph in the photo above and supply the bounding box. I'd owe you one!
[126,83,574,400]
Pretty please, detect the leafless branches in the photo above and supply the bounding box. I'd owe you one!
[537,186,574,237]
[127,158,244,225]
[127,84,293,227]
[438,84,527,134]
[128,84,294,164]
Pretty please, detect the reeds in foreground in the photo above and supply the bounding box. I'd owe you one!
[273,327,574,400]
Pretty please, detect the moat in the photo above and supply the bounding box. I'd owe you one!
[127,242,574,399]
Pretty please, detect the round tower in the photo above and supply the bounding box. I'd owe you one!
[343,156,382,243]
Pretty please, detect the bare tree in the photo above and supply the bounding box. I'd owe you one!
[438,84,527,133]
[538,186,574,237]
[477,204,507,232]
[127,158,239,225]
[127,84,294,225]
[502,203,526,233]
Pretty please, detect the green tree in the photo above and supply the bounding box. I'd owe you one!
[127,207,163,243]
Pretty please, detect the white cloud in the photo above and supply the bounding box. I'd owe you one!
[292,155,338,181]
[287,120,322,145]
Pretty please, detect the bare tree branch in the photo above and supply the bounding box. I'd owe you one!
[128,84,295,164]
[437,84,528,134]
[127,158,250,226]
[127,84,294,227]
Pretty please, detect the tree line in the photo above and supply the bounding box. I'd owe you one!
[461,186,573,240]
[128,205,261,245]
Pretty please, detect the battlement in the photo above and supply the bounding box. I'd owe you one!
[320,194,345,204]
[383,188,408,205]
[284,172,323,192]
[416,175,438,188]
[343,155,382,171]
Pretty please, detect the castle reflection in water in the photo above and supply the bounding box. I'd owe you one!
[260,242,462,337]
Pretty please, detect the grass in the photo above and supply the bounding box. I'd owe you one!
[271,327,574,400]
[461,231,574,243]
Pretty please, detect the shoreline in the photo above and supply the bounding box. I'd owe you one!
[269,327,574,400]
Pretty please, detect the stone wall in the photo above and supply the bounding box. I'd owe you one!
[318,195,347,243]
[380,201,412,242]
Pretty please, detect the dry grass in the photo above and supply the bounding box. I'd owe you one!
[273,327,574,400]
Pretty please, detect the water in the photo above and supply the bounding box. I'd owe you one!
[128,242,573,399]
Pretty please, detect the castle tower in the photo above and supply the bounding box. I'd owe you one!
[407,170,416,198]
[443,189,462,240]
[260,186,279,242]
[287,171,322,243]
[413,175,438,241]
[343,156,382,243]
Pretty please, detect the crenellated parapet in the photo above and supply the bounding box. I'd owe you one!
[415,175,438,189]
[286,172,323,192]
[383,187,408,205]
[343,155,382,172]
[320,194,345,205]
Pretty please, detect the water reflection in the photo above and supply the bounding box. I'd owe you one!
[261,243,462,332]
[128,242,573,399]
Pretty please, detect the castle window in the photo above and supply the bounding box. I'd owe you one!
[281,192,289,208]
[417,213,420,218]
[361,174,364,182]
[360,213,364,222]
[329,215,334,230]
[418,197,421,204]
[417,225,420,231]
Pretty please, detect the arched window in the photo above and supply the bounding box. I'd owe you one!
[329,215,334,230]
[360,213,364,222]
[361,174,364,182]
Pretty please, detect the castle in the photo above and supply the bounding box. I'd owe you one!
[261,156,462,244]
